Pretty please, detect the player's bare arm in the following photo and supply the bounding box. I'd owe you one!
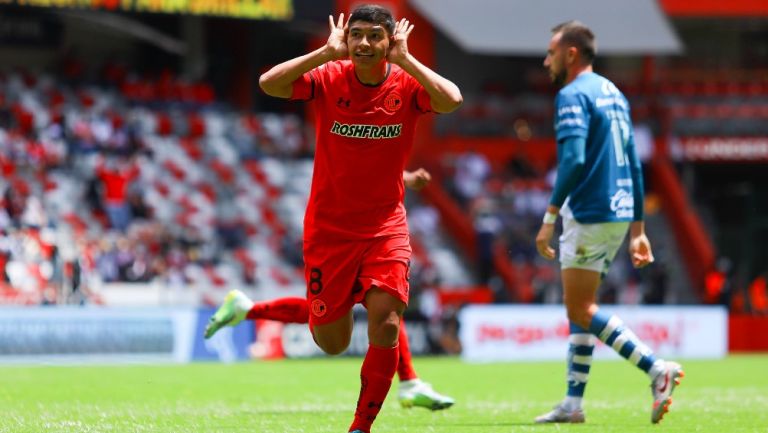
[403,168,431,191]
[628,221,654,268]
[386,18,463,113]
[259,13,349,99]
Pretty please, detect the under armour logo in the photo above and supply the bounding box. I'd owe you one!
[337,97,351,107]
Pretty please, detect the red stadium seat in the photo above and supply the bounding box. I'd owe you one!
[196,182,217,202]
[209,160,235,185]
[162,159,186,181]
[179,138,204,161]
[186,113,206,138]
[155,113,173,136]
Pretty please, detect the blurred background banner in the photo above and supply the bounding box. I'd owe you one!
[278,316,433,358]
[193,307,255,362]
[0,307,253,363]
[0,307,193,362]
[9,0,294,20]
[459,305,728,362]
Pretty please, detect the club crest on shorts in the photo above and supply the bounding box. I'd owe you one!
[384,92,402,112]
[311,299,327,317]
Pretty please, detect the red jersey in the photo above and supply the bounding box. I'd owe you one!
[291,60,432,241]
[96,164,139,205]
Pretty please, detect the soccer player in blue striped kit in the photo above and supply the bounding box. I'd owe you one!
[534,21,684,424]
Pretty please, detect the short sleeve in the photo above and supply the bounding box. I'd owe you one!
[414,84,433,113]
[290,70,317,101]
[554,92,589,142]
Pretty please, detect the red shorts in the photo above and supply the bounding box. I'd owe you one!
[303,234,411,326]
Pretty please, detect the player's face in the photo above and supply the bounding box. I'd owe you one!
[544,32,567,88]
[347,21,390,68]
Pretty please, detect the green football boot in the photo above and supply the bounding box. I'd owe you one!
[398,379,455,411]
[204,290,253,339]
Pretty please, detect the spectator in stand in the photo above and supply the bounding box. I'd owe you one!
[470,196,502,285]
[643,261,669,305]
[451,151,490,205]
[748,272,768,315]
[20,196,47,229]
[127,190,151,221]
[705,257,733,305]
[94,156,140,232]
[95,237,120,282]
[2,180,27,228]
[437,306,462,355]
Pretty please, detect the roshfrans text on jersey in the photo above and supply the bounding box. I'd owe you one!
[330,121,402,139]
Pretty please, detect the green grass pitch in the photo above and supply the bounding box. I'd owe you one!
[1,355,766,432]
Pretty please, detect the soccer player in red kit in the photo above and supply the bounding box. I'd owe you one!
[205,5,462,433]
[205,168,455,411]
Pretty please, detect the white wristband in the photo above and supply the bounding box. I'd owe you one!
[542,212,558,224]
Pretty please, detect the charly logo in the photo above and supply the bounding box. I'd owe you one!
[383,92,403,112]
[610,189,634,218]
[330,121,402,139]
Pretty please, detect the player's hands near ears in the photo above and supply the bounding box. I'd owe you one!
[536,223,557,260]
[326,14,349,60]
[387,18,414,65]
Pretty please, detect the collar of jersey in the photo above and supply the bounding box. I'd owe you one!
[354,63,391,88]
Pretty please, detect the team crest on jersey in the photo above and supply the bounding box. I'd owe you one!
[311,299,327,317]
[383,92,403,112]
[330,121,402,139]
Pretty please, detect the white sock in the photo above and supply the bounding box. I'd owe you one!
[648,360,666,380]
[399,378,421,389]
[563,396,583,411]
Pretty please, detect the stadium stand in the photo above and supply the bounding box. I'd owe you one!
[0,68,473,309]
[0,69,305,305]
[1,2,766,317]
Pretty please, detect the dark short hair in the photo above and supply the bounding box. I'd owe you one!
[552,20,597,63]
[349,4,396,35]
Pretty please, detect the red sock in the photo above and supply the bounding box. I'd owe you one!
[349,344,398,433]
[397,319,418,381]
[245,297,309,323]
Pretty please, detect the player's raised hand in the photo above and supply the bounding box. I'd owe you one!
[326,13,349,60]
[387,17,414,65]
[629,232,655,268]
[403,168,431,191]
[535,223,557,260]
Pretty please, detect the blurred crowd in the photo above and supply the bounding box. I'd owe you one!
[0,66,469,313]
[440,149,672,307]
[0,67,311,305]
[3,63,766,315]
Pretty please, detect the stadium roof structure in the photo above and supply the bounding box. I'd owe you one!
[408,0,683,56]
